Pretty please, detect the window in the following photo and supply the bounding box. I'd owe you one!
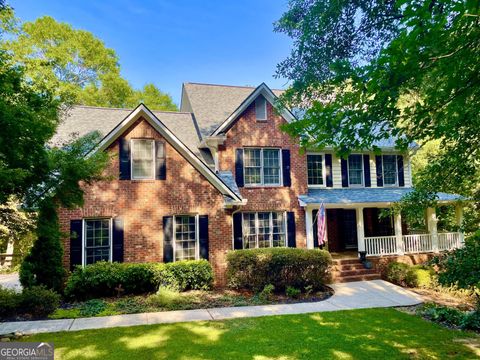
[174,215,198,261]
[255,96,267,120]
[242,212,286,249]
[244,148,281,186]
[84,219,111,265]
[131,139,154,179]
[348,154,364,186]
[382,155,397,186]
[307,154,324,186]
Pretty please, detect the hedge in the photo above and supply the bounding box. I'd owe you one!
[384,262,435,288]
[0,286,60,319]
[226,248,332,291]
[64,260,213,300]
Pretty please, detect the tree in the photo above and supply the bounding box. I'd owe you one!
[275,0,480,204]
[3,15,177,110]
[128,83,178,111]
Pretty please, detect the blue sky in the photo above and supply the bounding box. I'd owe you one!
[9,0,293,105]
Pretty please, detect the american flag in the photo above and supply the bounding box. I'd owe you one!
[317,203,327,246]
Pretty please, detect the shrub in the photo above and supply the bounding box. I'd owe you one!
[384,262,435,288]
[226,248,332,292]
[79,299,107,317]
[418,303,464,327]
[258,284,275,301]
[19,286,61,318]
[64,260,213,300]
[156,260,214,291]
[0,286,20,318]
[286,286,301,298]
[147,287,189,309]
[385,262,410,286]
[462,310,480,331]
[114,297,148,314]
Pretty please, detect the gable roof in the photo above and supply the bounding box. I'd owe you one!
[181,82,284,137]
[87,104,243,204]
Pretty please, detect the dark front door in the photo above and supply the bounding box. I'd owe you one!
[325,209,358,252]
[342,209,358,249]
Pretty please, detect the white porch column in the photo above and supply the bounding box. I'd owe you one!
[394,212,404,255]
[427,207,439,253]
[356,207,365,253]
[455,204,465,245]
[305,207,314,249]
[4,239,14,268]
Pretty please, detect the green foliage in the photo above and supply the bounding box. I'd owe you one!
[275,0,480,203]
[226,248,332,291]
[0,197,35,254]
[113,297,148,314]
[157,260,214,291]
[64,260,214,300]
[462,310,480,332]
[146,287,189,309]
[286,286,301,299]
[19,286,61,318]
[418,303,465,328]
[384,262,435,288]
[0,286,19,318]
[3,15,177,110]
[79,299,107,317]
[258,284,275,301]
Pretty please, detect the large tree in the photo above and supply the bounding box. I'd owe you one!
[3,15,177,110]
[275,0,480,203]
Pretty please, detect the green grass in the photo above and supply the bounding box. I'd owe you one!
[24,308,478,359]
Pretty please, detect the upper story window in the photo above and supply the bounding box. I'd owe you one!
[348,154,364,186]
[84,219,111,265]
[173,215,198,261]
[255,96,267,121]
[244,148,281,186]
[307,154,324,186]
[242,212,286,249]
[382,155,398,186]
[131,139,155,179]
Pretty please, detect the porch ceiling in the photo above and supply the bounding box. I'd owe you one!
[298,188,462,206]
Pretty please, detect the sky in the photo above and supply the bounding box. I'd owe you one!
[9,0,293,105]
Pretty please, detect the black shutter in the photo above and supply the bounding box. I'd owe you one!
[235,149,244,187]
[163,216,174,263]
[325,154,333,187]
[375,155,383,187]
[363,155,371,187]
[155,141,166,180]
[233,213,243,250]
[397,155,405,187]
[119,137,131,180]
[341,158,349,187]
[287,212,296,247]
[312,209,319,248]
[282,149,291,187]
[112,218,124,263]
[199,215,209,260]
[70,219,82,271]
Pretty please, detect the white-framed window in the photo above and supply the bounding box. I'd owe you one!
[173,215,199,261]
[348,154,364,186]
[382,155,398,186]
[83,218,112,265]
[242,212,286,249]
[255,96,267,120]
[307,154,325,186]
[244,148,281,186]
[131,139,155,180]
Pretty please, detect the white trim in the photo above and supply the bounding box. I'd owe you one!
[87,104,243,204]
[381,155,398,187]
[212,83,296,136]
[347,154,364,187]
[306,152,326,188]
[82,218,113,266]
[172,214,200,262]
[130,139,155,180]
[255,96,267,121]
[240,211,287,249]
[243,148,282,187]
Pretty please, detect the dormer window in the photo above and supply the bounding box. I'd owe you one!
[255,96,267,121]
[131,139,155,179]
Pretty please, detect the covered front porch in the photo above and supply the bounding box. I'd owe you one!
[300,188,464,258]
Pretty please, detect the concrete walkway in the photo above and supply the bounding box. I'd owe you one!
[0,273,21,291]
[0,280,423,335]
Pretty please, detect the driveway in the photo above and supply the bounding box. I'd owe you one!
[0,273,21,291]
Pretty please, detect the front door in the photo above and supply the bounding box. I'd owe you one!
[342,209,358,249]
[324,209,358,251]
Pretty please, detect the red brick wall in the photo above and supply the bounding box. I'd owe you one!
[59,117,232,285]
[218,101,308,247]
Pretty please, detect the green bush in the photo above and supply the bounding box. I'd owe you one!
[384,262,435,288]
[0,286,20,318]
[286,286,301,298]
[258,284,275,301]
[418,303,480,332]
[226,248,332,292]
[147,287,189,309]
[19,286,61,318]
[462,310,480,331]
[156,260,214,291]
[64,260,214,300]
[79,299,107,317]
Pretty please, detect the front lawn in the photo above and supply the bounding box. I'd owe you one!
[23,308,479,359]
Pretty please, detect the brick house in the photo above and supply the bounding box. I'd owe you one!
[56,83,464,284]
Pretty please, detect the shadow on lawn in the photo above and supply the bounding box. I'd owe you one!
[31,308,477,360]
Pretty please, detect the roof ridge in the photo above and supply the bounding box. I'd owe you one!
[184,82,285,92]
[71,104,192,115]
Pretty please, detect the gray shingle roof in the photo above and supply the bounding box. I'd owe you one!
[52,105,202,156]
[299,188,462,205]
[217,171,241,199]
[181,82,284,137]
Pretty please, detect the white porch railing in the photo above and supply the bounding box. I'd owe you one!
[365,232,462,257]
